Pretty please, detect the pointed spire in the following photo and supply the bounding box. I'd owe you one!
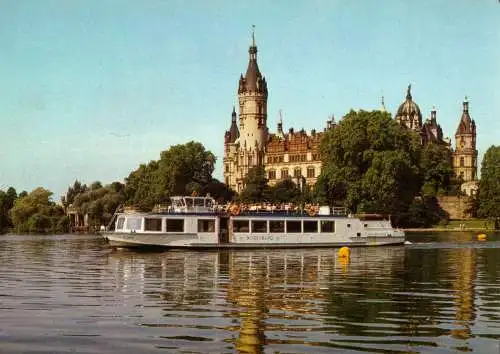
[252,24,256,47]
[227,106,240,143]
[456,96,473,136]
[240,26,265,94]
[248,25,257,59]
[406,84,412,100]
[431,106,436,122]
[380,96,386,112]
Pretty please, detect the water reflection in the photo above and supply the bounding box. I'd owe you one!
[1,233,499,353]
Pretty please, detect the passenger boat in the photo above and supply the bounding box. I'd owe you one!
[102,196,405,249]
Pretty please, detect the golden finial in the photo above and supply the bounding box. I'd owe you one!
[252,25,255,46]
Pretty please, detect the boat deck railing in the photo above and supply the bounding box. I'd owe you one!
[150,202,349,217]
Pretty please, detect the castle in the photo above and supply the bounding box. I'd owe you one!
[223,34,478,195]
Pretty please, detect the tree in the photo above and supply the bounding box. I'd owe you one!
[319,110,421,218]
[0,187,18,232]
[63,180,88,207]
[9,187,67,233]
[478,145,500,229]
[420,143,454,196]
[125,141,216,210]
[200,179,235,204]
[269,178,301,203]
[71,183,126,228]
[239,166,271,203]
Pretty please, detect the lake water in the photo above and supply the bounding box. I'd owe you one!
[1,232,499,353]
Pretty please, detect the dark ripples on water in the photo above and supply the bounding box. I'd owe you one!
[0,232,499,353]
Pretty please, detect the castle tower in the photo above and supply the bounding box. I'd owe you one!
[453,97,477,183]
[237,29,268,168]
[395,84,423,132]
[223,29,268,192]
[223,107,240,188]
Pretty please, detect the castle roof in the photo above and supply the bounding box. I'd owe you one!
[455,97,476,136]
[396,84,422,118]
[238,31,268,95]
[226,106,240,143]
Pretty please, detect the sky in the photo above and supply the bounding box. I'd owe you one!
[1,0,499,198]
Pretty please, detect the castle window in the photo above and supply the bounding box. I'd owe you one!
[294,168,302,178]
[460,157,465,167]
[312,153,319,161]
[281,169,289,179]
[301,154,306,162]
[279,156,284,163]
[268,170,276,180]
[225,164,229,173]
[307,167,315,178]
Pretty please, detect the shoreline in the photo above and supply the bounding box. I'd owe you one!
[403,228,497,232]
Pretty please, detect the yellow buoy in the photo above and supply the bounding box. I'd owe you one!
[338,246,350,258]
[477,233,487,241]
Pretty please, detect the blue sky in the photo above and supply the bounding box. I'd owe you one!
[1,1,499,198]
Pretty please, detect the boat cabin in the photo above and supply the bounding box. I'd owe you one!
[170,196,216,213]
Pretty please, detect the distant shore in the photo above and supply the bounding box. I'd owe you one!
[403,228,497,232]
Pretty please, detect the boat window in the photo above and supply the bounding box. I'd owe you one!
[185,198,193,208]
[252,220,267,233]
[321,221,335,233]
[126,217,142,230]
[347,223,351,228]
[145,218,162,232]
[269,220,285,233]
[166,219,184,232]
[198,219,215,232]
[286,220,302,233]
[116,217,125,230]
[194,198,204,207]
[233,220,249,232]
[303,220,318,233]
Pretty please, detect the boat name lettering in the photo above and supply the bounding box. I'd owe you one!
[244,235,279,241]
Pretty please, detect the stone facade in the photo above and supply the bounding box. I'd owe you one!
[394,87,478,196]
[452,98,478,188]
[437,196,474,220]
[223,34,330,193]
[224,35,479,195]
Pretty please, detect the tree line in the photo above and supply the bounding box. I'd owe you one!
[1,110,499,234]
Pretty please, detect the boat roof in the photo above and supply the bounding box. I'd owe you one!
[116,211,349,218]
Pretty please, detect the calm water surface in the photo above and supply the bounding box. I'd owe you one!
[1,232,499,353]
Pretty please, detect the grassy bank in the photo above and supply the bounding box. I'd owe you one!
[404,219,497,232]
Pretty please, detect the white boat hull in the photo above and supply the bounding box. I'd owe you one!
[103,232,405,249]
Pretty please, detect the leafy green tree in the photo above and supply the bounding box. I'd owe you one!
[71,182,126,228]
[319,110,421,218]
[200,179,235,204]
[399,196,449,228]
[90,181,103,191]
[0,192,9,232]
[124,161,160,210]
[9,187,67,233]
[125,141,216,210]
[478,145,500,229]
[63,180,88,208]
[269,178,301,203]
[239,166,271,203]
[420,143,454,196]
